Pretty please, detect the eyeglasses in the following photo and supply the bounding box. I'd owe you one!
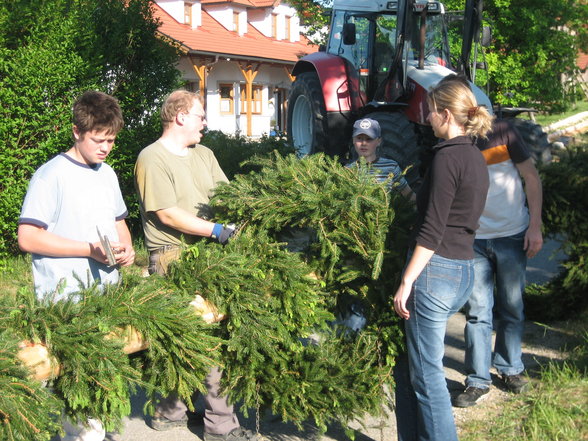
[184,112,206,121]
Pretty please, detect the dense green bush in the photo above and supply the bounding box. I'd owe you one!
[0,0,181,258]
[525,146,588,321]
[443,0,587,112]
[202,131,295,179]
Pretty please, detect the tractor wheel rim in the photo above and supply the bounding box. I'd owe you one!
[292,95,313,157]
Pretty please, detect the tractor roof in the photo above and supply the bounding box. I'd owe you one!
[332,0,444,14]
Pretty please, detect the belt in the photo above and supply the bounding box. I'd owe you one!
[149,244,180,258]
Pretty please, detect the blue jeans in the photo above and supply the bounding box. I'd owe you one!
[395,253,474,441]
[464,231,527,389]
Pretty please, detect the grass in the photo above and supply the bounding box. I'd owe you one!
[0,255,33,299]
[460,322,588,441]
[531,100,588,127]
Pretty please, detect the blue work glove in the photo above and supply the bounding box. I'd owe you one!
[211,223,236,245]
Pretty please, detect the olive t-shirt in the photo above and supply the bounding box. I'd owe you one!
[134,141,228,251]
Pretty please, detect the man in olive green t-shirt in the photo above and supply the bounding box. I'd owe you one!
[134,90,260,441]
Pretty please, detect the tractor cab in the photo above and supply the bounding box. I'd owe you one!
[326,0,450,106]
[288,0,492,171]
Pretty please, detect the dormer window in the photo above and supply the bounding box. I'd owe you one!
[184,2,192,25]
[286,16,291,41]
[272,13,278,39]
[233,11,239,33]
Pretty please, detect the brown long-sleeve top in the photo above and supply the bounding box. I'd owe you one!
[415,135,489,260]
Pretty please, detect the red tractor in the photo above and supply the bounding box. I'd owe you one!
[287,0,550,182]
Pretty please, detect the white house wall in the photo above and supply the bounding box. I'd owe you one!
[274,4,299,42]
[249,5,300,41]
[203,61,292,137]
[290,15,300,42]
[156,0,184,23]
[157,0,201,28]
[176,57,199,82]
[248,9,271,37]
[191,2,202,28]
[206,5,245,34]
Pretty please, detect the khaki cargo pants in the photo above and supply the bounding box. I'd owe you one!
[147,245,239,435]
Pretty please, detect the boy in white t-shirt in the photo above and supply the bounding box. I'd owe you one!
[18,90,135,441]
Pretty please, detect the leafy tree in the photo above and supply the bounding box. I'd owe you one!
[0,0,181,259]
[287,0,331,45]
[479,0,587,112]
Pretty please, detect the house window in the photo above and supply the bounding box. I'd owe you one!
[272,13,278,38]
[286,16,291,41]
[184,2,192,25]
[233,11,240,33]
[219,83,234,114]
[240,85,263,115]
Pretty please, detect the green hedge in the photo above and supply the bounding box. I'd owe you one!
[525,146,588,321]
[0,0,182,259]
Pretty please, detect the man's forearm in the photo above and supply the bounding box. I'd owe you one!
[517,159,543,229]
[155,206,215,237]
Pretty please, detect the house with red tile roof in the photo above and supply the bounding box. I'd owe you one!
[153,0,319,137]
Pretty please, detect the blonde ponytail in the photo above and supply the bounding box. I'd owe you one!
[428,75,494,139]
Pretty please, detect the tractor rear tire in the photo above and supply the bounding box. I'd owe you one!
[364,112,421,188]
[510,118,552,164]
[287,72,328,157]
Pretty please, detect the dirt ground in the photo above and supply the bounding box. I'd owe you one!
[451,314,574,436]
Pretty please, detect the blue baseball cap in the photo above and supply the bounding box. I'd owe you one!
[353,118,381,139]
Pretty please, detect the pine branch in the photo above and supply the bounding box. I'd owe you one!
[0,330,62,441]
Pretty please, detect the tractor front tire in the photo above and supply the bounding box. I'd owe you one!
[287,72,328,157]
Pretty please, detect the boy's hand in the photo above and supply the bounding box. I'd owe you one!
[89,241,112,265]
[89,241,135,267]
[111,242,135,267]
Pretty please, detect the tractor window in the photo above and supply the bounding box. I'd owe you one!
[424,15,450,66]
[374,15,397,76]
[327,10,345,53]
[406,14,450,66]
[327,11,370,72]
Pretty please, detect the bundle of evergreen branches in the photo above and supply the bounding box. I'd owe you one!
[93,274,223,414]
[212,152,402,282]
[0,330,62,441]
[203,153,413,431]
[0,274,222,435]
[211,152,413,359]
[166,230,394,433]
[0,152,414,439]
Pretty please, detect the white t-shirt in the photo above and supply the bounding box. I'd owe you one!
[476,119,531,239]
[19,153,128,300]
